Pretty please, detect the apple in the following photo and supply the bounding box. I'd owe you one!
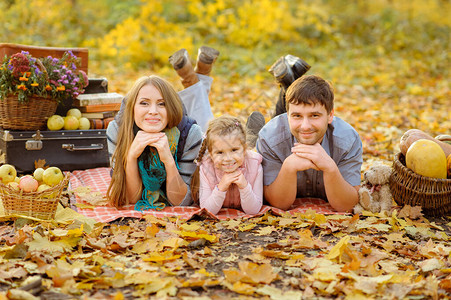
[64,116,80,130]
[67,108,82,119]
[43,167,64,186]
[36,183,58,198]
[33,167,45,182]
[7,181,20,191]
[19,175,39,192]
[0,164,17,184]
[47,115,65,131]
[37,183,51,192]
[78,117,90,130]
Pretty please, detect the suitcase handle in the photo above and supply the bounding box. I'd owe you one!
[62,143,104,151]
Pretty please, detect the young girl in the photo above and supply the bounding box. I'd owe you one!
[192,116,263,215]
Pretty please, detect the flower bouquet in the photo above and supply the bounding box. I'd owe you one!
[0,51,88,130]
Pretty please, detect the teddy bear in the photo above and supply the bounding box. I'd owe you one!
[353,162,393,214]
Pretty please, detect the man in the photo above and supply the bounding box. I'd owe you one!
[256,75,362,212]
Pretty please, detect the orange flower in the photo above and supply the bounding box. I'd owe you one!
[19,76,29,81]
[31,81,39,87]
[45,85,52,91]
[17,84,27,91]
[56,86,65,91]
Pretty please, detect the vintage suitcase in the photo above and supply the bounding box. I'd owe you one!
[84,78,108,94]
[0,129,109,173]
[0,43,89,74]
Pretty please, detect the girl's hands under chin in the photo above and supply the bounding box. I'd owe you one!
[217,170,241,192]
[233,172,247,189]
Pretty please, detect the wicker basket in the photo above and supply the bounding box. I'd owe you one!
[389,152,451,216]
[0,174,69,220]
[0,95,58,130]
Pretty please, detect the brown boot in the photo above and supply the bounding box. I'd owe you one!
[169,49,199,88]
[194,46,220,76]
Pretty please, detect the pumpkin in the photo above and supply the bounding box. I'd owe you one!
[406,139,447,179]
[400,129,451,157]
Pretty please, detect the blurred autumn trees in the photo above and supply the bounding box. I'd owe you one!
[1,0,449,78]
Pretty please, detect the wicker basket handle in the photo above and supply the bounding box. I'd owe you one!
[35,58,49,81]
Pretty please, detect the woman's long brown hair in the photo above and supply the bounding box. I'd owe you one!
[107,75,183,208]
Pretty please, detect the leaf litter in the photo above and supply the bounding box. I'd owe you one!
[0,207,450,299]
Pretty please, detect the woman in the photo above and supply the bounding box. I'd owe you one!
[107,75,203,210]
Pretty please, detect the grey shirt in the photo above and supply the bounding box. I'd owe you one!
[256,113,362,200]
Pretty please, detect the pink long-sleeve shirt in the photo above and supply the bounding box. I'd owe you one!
[199,150,263,215]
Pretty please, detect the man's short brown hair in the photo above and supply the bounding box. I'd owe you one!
[285,75,334,113]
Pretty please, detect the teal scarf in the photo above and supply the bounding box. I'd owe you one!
[135,127,180,211]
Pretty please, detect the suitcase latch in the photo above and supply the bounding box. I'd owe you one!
[25,130,43,150]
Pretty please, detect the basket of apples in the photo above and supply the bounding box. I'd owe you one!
[0,164,69,220]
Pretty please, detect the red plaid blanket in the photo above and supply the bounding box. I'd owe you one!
[69,168,342,223]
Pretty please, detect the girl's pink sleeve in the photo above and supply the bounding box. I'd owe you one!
[199,165,226,215]
[239,164,263,214]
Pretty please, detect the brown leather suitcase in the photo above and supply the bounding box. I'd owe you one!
[0,43,89,74]
[0,129,109,173]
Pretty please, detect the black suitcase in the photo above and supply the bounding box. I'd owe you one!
[84,78,108,94]
[0,129,109,174]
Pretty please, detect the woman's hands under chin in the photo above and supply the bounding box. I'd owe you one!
[128,131,164,159]
[148,133,174,165]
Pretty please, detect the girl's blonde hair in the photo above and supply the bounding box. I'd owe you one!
[191,115,247,203]
[107,75,184,208]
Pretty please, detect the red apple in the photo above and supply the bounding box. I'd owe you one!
[19,175,39,192]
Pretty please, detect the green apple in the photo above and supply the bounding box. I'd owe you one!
[47,115,65,131]
[37,183,51,192]
[0,164,17,184]
[33,167,45,182]
[37,183,58,198]
[78,117,90,130]
[64,116,80,130]
[67,108,82,119]
[43,167,64,186]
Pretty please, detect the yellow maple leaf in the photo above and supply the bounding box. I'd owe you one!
[174,230,217,242]
[327,235,351,262]
[179,222,201,232]
[255,226,277,236]
[27,233,79,252]
[222,219,241,230]
[238,261,279,284]
[223,281,255,295]
[223,268,244,283]
[143,251,181,262]
[238,223,256,232]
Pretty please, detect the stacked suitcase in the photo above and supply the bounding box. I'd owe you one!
[0,44,110,173]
